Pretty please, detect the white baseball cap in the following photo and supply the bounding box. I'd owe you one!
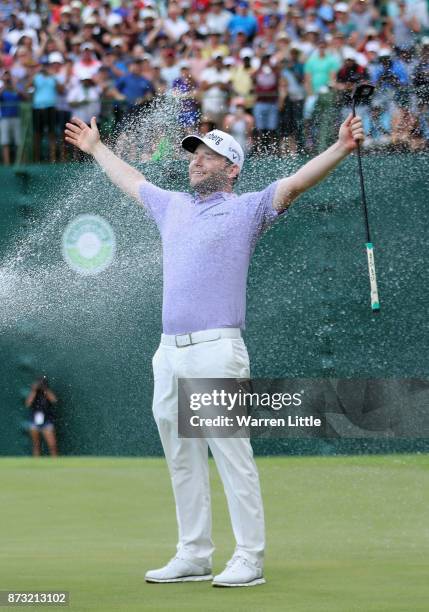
[366,41,380,53]
[239,47,254,59]
[182,130,245,171]
[343,49,356,61]
[48,52,64,64]
[334,2,349,11]
[378,48,392,57]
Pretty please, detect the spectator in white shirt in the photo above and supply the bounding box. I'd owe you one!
[18,3,41,31]
[160,48,181,89]
[200,53,231,127]
[163,3,189,42]
[73,43,102,81]
[206,0,233,35]
[66,75,101,124]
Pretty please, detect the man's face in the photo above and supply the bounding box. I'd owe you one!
[129,61,140,74]
[188,143,236,192]
[318,42,327,55]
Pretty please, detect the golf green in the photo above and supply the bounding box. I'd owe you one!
[1,455,428,611]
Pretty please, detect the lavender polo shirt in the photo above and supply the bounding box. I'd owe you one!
[139,180,284,335]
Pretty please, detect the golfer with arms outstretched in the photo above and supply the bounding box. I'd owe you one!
[65,113,363,587]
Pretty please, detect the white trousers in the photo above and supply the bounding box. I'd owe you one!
[151,329,265,569]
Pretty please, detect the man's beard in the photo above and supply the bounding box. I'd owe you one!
[192,171,229,196]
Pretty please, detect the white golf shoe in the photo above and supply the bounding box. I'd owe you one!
[145,555,213,583]
[212,555,266,587]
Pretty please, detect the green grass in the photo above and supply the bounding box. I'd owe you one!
[0,455,428,611]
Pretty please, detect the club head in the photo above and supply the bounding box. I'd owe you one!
[351,82,375,104]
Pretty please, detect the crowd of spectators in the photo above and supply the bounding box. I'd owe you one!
[1,0,429,164]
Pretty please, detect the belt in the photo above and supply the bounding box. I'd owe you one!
[161,328,241,348]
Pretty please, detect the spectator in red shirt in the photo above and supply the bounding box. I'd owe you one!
[252,53,280,152]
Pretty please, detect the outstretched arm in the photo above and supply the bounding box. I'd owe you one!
[64,116,147,202]
[25,385,37,408]
[273,114,364,212]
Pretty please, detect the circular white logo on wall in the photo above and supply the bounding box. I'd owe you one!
[62,214,116,275]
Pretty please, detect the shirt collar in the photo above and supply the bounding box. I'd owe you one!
[193,191,236,204]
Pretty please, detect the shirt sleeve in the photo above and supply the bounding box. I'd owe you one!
[138,181,173,230]
[257,179,287,232]
[245,180,287,241]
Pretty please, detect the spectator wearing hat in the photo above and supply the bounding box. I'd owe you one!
[57,6,80,39]
[48,52,73,161]
[108,39,130,76]
[66,72,101,125]
[84,12,109,48]
[271,31,291,66]
[334,3,358,42]
[73,42,101,81]
[31,59,58,161]
[200,53,231,127]
[364,40,381,80]
[334,50,371,130]
[229,49,255,110]
[0,70,23,164]
[136,53,155,81]
[79,18,103,52]
[369,48,408,144]
[252,53,280,152]
[298,25,321,60]
[373,47,409,94]
[66,36,81,62]
[138,10,163,52]
[70,2,84,31]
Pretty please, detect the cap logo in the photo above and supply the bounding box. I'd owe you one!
[207,133,224,145]
[228,146,241,161]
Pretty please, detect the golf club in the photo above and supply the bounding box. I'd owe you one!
[351,82,380,311]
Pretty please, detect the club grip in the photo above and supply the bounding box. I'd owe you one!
[366,242,380,311]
